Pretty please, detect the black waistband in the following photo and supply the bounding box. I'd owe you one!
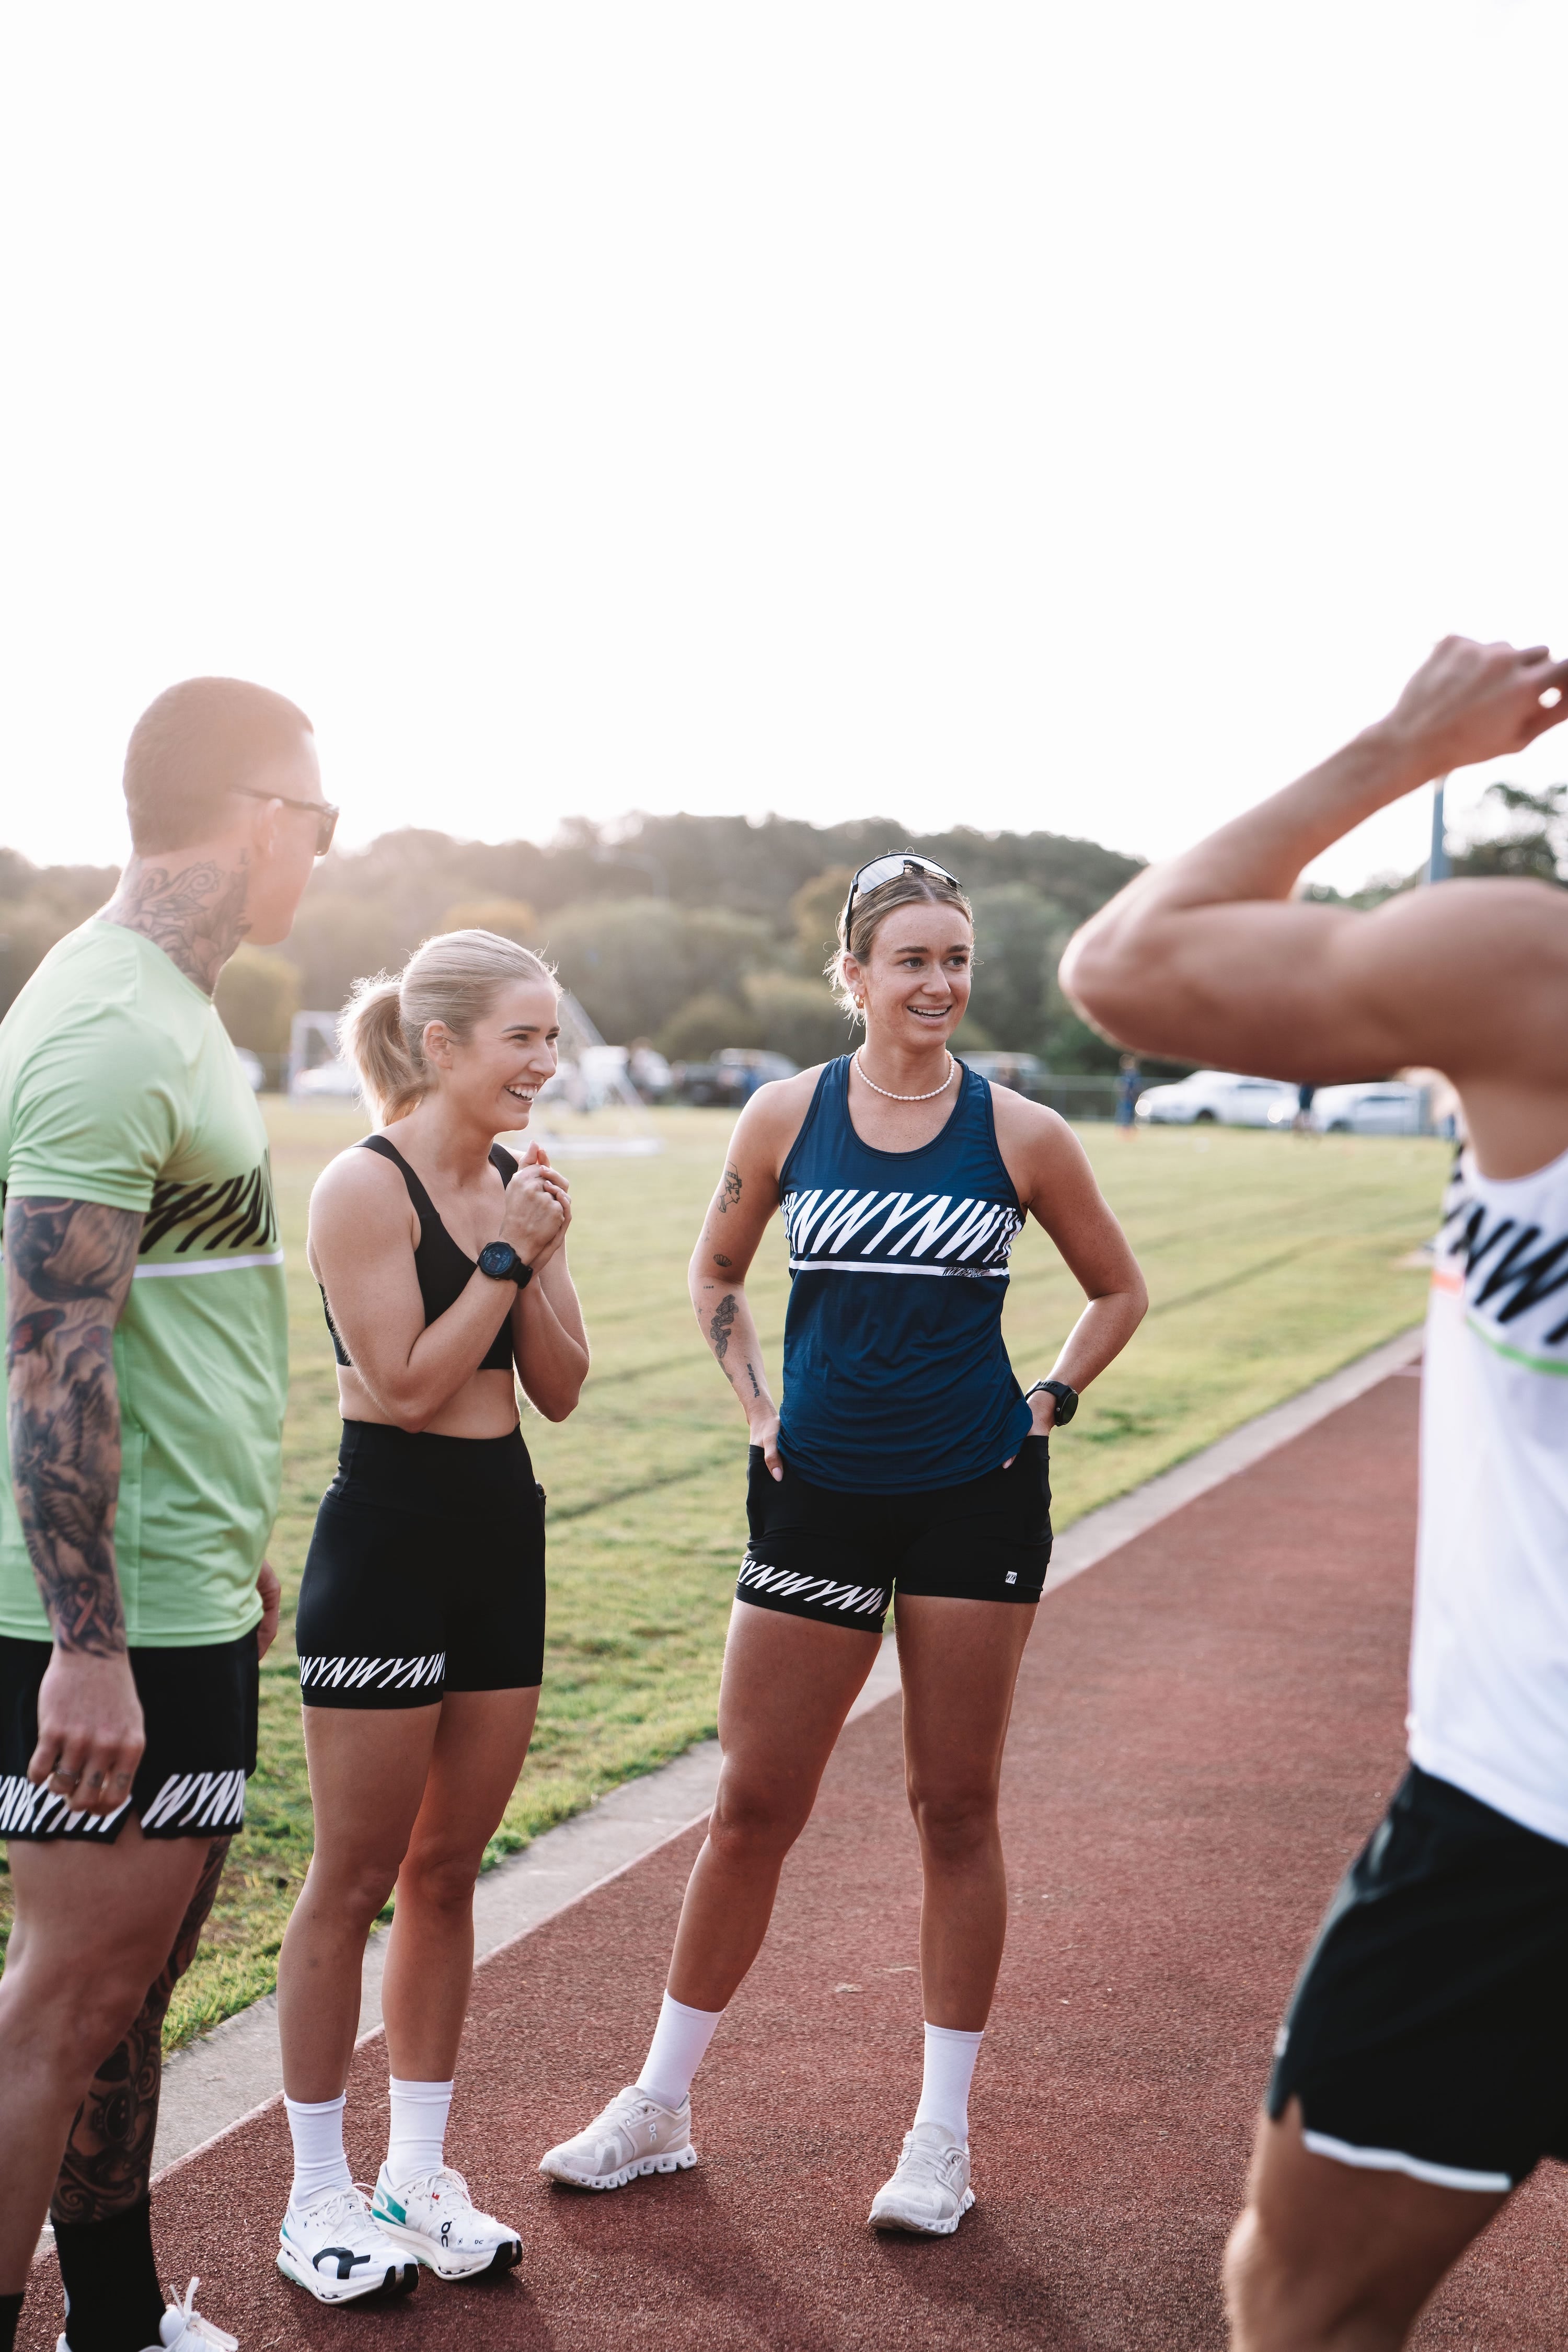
[332,1418,536,1513]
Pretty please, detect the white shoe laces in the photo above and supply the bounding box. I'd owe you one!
[893,2131,964,2192]
[295,2183,382,2238]
[405,2164,477,2209]
[593,2088,659,2149]
[164,2281,238,2351]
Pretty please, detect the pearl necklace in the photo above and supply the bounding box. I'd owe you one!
[852,1047,956,1103]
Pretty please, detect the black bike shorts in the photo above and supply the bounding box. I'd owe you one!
[0,1629,258,1841]
[1268,1764,1568,2190]
[735,1437,1052,1634]
[296,1421,546,1709]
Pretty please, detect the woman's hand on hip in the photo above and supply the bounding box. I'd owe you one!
[1003,1386,1056,1467]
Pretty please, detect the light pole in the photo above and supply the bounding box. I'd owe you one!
[1427,775,1450,884]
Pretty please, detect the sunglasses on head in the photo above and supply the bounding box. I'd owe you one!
[842,851,960,937]
[234,787,340,858]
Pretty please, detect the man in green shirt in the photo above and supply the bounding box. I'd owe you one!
[0,678,335,2352]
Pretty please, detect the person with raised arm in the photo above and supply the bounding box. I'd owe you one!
[0,678,330,2352]
[539,855,1146,2234]
[273,929,587,2305]
[1061,636,1568,2352]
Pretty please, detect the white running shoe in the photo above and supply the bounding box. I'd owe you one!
[276,2183,420,2303]
[371,2162,523,2280]
[868,2124,976,2235]
[57,2277,239,2352]
[538,2085,699,2190]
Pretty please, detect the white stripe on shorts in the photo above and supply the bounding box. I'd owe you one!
[1301,2128,1511,2195]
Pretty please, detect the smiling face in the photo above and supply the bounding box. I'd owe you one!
[422,978,561,1132]
[843,900,974,1052]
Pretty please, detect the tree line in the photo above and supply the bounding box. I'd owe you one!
[0,814,1146,1071]
[6,789,1557,1071]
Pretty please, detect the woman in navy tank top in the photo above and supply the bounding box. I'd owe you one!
[540,857,1147,2232]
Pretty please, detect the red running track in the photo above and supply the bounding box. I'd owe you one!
[23,1371,1565,2348]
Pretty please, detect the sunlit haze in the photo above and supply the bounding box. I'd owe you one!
[4,1,1565,889]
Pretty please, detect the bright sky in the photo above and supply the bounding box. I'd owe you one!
[4,1,1565,889]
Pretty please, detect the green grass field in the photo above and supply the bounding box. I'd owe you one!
[0,1106,1449,2047]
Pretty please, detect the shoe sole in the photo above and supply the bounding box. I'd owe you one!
[276,2241,421,2302]
[539,2143,699,2192]
[375,2218,524,2280]
[868,2186,976,2237]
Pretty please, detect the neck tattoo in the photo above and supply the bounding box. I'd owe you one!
[102,854,251,996]
[852,1047,956,1103]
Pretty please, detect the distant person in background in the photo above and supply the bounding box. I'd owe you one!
[1293,1081,1318,1135]
[0,678,330,2352]
[1114,1054,1141,1133]
[1062,635,1568,2352]
[540,853,1145,2236]
[273,930,588,2305]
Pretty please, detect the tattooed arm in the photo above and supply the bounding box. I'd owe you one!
[687,1073,820,1481]
[4,1196,145,1811]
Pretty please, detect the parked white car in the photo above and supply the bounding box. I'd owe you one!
[1135,1070,1298,1127]
[291,1056,363,1102]
[1311,1081,1427,1136]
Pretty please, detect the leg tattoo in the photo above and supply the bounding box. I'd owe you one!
[49,1838,230,2228]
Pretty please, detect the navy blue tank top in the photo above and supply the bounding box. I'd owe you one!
[777,1058,1032,1491]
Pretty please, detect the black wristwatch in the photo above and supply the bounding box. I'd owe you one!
[1025,1378,1078,1425]
[478,1241,534,1289]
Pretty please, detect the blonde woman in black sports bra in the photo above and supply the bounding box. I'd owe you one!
[273,928,588,2305]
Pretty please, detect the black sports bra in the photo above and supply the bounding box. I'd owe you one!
[321,1134,521,1376]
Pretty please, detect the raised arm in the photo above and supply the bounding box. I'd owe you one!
[4,1196,144,1814]
[688,1082,805,1480]
[1060,638,1568,1174]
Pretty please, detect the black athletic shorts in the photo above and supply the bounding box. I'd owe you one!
[296,1420,546,1708]
[1267,1764,1568,2190]
[0,1629,258,1841]
[735,1437,1052,1633]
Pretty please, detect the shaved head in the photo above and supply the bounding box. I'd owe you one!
[123,676,314,855]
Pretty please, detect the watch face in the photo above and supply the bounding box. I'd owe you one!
[479,1242,515,1279]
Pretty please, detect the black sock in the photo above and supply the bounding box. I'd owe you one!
[0,2290,24,2352]
[55,2198,165,2352]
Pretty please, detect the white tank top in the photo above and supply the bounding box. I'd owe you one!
[1410,1139,1568,1844]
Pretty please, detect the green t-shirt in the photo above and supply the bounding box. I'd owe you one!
[0,920,287,1646]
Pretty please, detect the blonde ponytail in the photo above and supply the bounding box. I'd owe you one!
[340,929,557,1124]
[339,976,421,1123]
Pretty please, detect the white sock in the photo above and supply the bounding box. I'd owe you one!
[912,2023,984,2147]
[285,2092,352,2209]
[635,1991,724,2113]
[385,2076,455,2187]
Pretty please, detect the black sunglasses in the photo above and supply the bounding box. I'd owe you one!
[842,851,960,938]
[234,787,339,858]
